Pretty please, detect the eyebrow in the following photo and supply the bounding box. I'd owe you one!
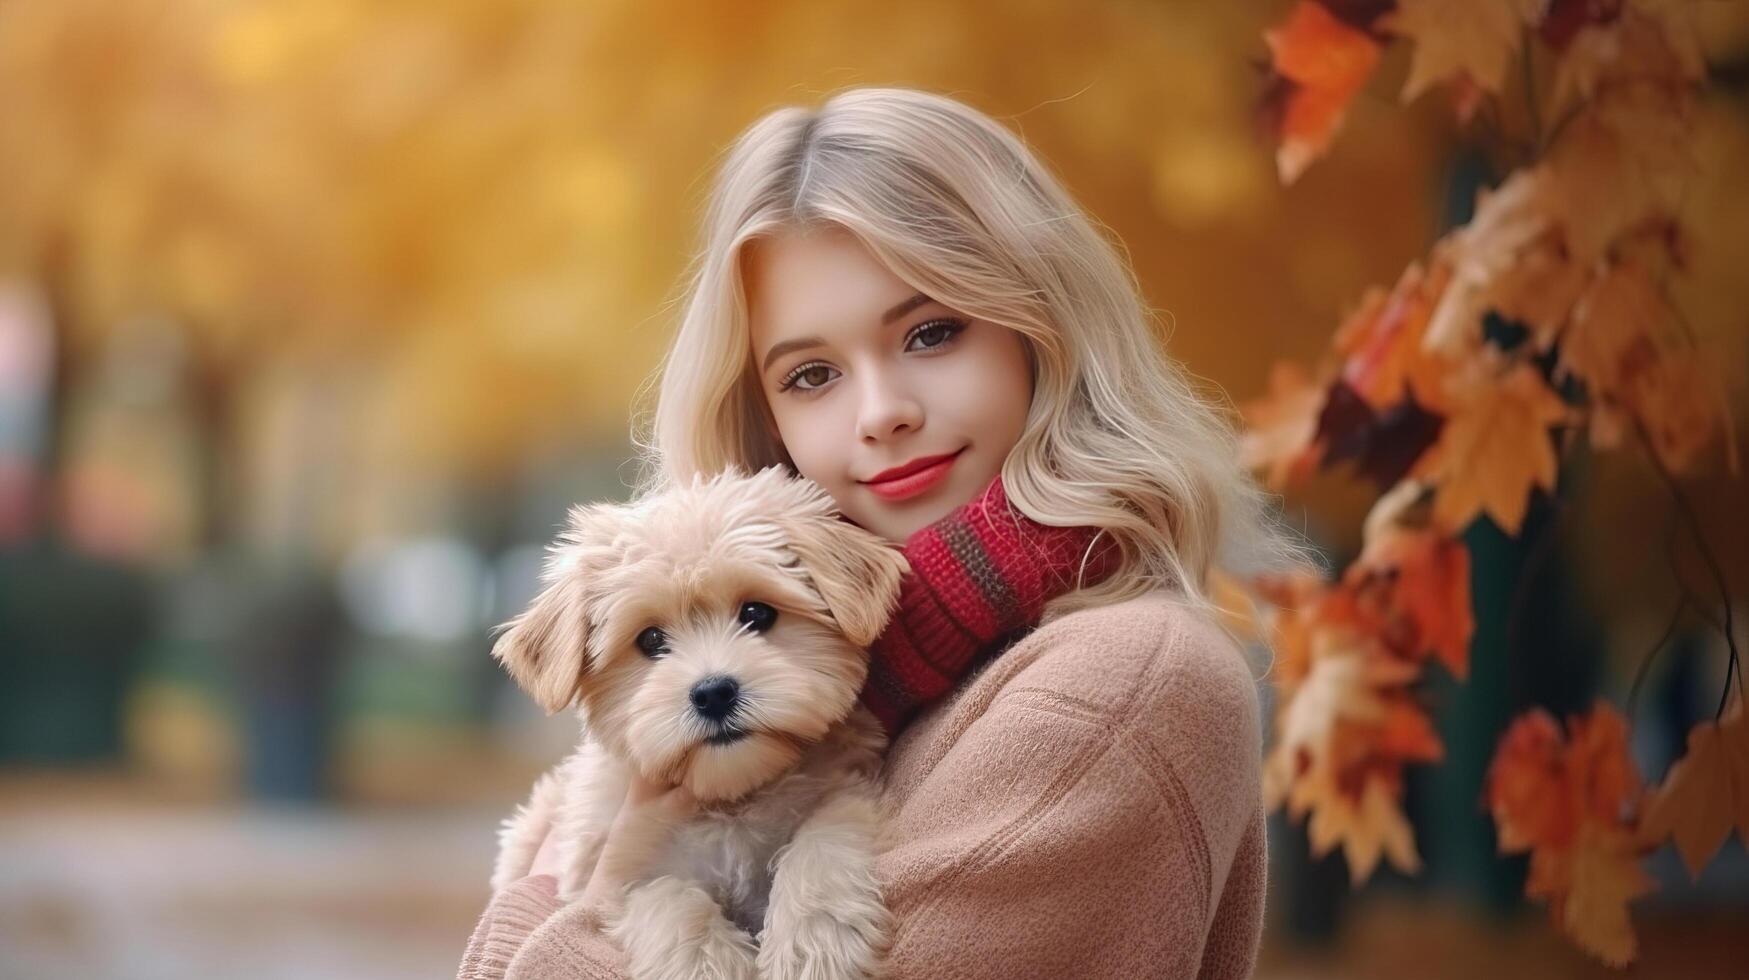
[759,292,933,374]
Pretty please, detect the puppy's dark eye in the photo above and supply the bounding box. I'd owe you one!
[738,601,777,632]
[635,626,667,658]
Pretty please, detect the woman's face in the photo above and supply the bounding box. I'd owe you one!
[745,224,1034,544]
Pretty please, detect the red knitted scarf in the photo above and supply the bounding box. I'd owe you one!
[857,474,1122,737]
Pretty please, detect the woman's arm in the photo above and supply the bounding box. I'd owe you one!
[459,599,1266,980]
[458,746,1259,980]
[455,781,697,980]
[869,678,1263,978]
[456,874,596,980]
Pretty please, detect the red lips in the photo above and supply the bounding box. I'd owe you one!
[860,448,965,502]
[862,450,963,485]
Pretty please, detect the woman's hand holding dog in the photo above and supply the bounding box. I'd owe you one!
[525,820,568,882]
[574,772,700,912]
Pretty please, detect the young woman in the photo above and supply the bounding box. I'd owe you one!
[459,86,1309,980]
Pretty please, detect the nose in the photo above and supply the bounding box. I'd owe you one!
[854,367,924,442]
[689,675,741,722]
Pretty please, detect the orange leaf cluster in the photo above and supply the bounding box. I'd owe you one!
[1247,0,1736,537]
[1486,703,1655,967]
[1256,510,1472,884]
[1240,250,1579,539]
[1247,1,1746,967]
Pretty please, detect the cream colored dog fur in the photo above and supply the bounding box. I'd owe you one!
[487,466,908,979]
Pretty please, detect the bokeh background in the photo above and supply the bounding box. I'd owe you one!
[2,1,1745,977]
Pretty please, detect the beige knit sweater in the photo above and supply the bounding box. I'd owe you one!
[458,589,1267,979]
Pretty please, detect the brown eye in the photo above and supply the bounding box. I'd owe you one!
[781,362,837,393]
[905,317,966,352]
[636,626,667,657]
[738,601,777,632]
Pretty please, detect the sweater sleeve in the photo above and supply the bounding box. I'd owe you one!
[870,616,1266,978]
[455,875,565,980]
[455,874,630,980]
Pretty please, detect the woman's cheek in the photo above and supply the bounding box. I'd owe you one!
[782,415,844,488]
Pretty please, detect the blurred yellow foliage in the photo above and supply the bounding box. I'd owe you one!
[3,0,1739,564]
[0,0,1453,486]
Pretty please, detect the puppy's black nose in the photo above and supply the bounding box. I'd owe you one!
[689,675,741,722]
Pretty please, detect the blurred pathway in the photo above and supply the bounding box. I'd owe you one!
[4,787,1743,979]
[0,800,500,980]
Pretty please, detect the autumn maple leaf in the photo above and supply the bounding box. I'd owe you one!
[1239,360,1329,490]
[1484,231,1591,350]
[1262,1,1384,184]
[1541,6,1702,270]
[1304,770,1424,884]
[1410,354,1573,535]
[1253,515,1450,889]
[1545,92,1698,266]
[1264,621,1437,883]
[1250,565,1337,688]
[1378,702,1443,767]
[1548,1,1706,126]
[1489,709,1577,851]
[1568,702,1646,823]
[1487,702,1656,967]
[1560,254,1737,474]
[1385,0,1548,103]
[1312,381,1447,490]
[1348,522,1476,679]
[1640,697,1749,880]
[1560,255,1665,396]
[1423,168,1558,357]
[1527,822,1657,968]
[1487,705,1646,851]
[1266,630,1417,808]
[1334,259,1459,411]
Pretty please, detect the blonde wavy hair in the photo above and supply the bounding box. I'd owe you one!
[629,86,1315,626]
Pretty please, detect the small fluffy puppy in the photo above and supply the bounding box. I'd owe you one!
[487,465,908,980]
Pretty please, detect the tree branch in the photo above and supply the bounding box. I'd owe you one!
[1631,413,1744,719]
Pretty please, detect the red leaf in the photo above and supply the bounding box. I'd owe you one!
[1263,1,1383,183]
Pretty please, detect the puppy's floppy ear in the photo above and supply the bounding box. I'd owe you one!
[768,474,911,647]
[491,502,621,715]
[491,573,589,715]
